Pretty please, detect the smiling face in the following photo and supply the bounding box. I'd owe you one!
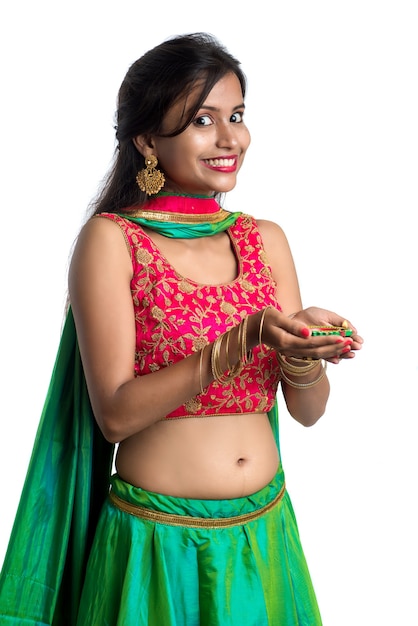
[134,73,251,196]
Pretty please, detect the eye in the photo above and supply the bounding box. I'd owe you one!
[194,115,213,126]
[230,111,244,123]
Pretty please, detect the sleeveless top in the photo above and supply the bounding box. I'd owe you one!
[97,212,282,419]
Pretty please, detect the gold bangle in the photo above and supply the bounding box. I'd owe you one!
[287,356,318,364]
[225,330,232,372]
[210,334,220,381]
[236,320,243,359]
[211,321,253,384]
[211,331,242,384]
[280,362,321,377]
[229,321,243,374]
[238,315,254,365]
[224,330,242,380]
[258,306,271,347]
[241,316,248,364]
[211,334,226,383]
[277,353,321,376]
[199,345,206,394]
[231,321,246,374]
[280,361,327,389]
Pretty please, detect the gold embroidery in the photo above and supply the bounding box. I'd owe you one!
[184,397,202,413]
[135,248,153,265]
[128,208,232,224]
[151,306,165,321]
[220,301,237,317]
[178,279,195,294]
[192,335,210,351]
[241,279,256,293]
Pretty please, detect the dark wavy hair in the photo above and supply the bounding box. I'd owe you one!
[91,33,246,216]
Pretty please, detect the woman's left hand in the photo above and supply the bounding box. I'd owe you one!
[290,306,364,364]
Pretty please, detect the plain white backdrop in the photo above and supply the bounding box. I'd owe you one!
[1,1,417,624]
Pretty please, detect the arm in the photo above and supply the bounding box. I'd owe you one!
[69,217,218,443]
[256,219,353,426]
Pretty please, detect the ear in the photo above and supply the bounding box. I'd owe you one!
[133,134,156,157]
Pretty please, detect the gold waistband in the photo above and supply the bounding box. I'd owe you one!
[109,483,286,529]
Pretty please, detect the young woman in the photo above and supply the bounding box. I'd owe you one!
[0,33,362,625]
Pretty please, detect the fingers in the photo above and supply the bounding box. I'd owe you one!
[264,313,353,361]
[300,308,357,333]
[260,306,363,363]
[266,308,311,340]
[290,335,355,362]
[291,308,364,352]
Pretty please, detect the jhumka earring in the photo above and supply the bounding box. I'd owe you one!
[136,155,165,195]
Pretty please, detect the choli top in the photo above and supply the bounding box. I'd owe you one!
[98,212,282,419]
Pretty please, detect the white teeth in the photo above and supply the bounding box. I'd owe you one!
[205,158,235,167]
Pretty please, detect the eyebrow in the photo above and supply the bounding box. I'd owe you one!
[199,103,246,112]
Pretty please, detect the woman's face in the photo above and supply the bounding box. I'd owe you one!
[136,72,251,196]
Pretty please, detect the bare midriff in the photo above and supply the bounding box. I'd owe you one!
[115,413,279,499]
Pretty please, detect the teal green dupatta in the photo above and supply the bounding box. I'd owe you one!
[0,201,280,624]
[0,308,113,624]
[120,211,242,238]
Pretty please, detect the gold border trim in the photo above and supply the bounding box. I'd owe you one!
[159,411,269,422]
[109,483,286,528]
[127,208,231,224]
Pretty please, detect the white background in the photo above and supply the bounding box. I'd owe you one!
[1,1,417,624]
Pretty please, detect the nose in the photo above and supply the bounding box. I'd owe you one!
[216,121,238,149]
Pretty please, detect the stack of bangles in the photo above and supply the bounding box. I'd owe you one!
[277,353,327,389]
[199,316,254,394]
[198,307,328,394]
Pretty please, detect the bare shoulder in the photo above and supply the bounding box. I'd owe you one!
[69,215,132,298]
[254,218,302,313]
[71,215,132,269]
[255,219,292,257]
[75,214,130,251]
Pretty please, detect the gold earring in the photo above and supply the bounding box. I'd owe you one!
[136,155,165,195]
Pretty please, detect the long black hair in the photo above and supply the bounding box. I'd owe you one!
[91,33,247,216]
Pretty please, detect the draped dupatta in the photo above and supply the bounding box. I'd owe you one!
[0,308,114,624]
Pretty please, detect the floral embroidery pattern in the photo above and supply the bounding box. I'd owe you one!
[99,213,282,418]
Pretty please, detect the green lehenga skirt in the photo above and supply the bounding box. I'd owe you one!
[76,467,322,626]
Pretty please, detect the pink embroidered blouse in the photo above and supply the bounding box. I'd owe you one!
[98,212,282,418]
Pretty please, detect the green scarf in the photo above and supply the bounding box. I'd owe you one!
[120,192,241,238]
[0,308,113,624]
[120,211,241,238]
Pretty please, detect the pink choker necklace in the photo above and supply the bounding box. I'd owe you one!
[143,194,220,215]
